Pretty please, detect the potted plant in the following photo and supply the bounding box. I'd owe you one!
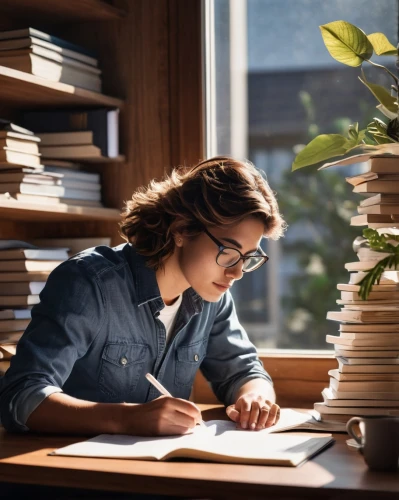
[292,20,399,299]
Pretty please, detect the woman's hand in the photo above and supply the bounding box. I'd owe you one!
[123,396,203,436]
[226,392,280,431]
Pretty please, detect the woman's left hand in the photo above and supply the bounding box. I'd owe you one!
[226,393,280,430]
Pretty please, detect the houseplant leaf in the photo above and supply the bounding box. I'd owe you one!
[292,134,356,170]
[318,143,399,169]
[377,104,398,120]
[367,33,398,56]
[320,21,373,67]
[312,144,378,170]
[358,69,398,112]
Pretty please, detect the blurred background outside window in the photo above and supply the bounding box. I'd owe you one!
[204,0,398,350]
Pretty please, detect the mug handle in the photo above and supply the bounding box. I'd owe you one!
[347,416,363,445]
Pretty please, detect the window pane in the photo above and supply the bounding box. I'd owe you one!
[205,0,398,349]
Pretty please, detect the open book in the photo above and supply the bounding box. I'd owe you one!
[51,409,334,467]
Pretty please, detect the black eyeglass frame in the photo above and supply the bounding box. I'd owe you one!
[203,228,269,272]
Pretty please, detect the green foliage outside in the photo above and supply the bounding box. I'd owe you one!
[277,92,364,348]
[277,167,360,348]
[276,69,387,347]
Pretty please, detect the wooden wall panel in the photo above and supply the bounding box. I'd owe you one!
[168,0,204,169]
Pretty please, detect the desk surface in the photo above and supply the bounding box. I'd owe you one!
[0,405,398,500]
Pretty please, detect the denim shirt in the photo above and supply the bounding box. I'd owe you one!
[0,243,272,432]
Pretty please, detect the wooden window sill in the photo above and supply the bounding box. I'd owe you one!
[192,351,337,408]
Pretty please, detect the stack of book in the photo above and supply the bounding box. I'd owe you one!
[0,240,70,377]
[23,108,120,160]
[0,118,41,168]
[0,28,101,92]
[0,119,104,207]
[314,155,399,423]
[347,155,399,230]
[0,162,103,207]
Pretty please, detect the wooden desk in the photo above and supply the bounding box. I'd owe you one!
[0,405,398,499]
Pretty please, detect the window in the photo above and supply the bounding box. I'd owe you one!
[204,0,398,349]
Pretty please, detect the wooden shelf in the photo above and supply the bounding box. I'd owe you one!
[0,198,121,222]
[41,155,126,164]
[0,0,126,22]
[0,66,124,109]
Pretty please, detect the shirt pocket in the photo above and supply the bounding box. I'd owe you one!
[175,339,207,387]
[99,342,148,400]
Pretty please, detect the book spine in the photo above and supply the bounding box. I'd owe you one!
[88,110,108,157]
[29,29,97,58]
[23,111,75,133]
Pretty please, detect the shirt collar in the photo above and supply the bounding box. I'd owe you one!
[123,243,204,314]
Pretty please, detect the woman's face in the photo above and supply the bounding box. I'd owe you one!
[176,217,265,302]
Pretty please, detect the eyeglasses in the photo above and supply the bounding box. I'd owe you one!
[204,228,269,273]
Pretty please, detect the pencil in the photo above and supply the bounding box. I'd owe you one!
[145,373,205,427]
[145,373,172,397]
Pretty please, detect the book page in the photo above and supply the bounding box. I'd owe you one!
[50,431,202,460]
[166,428,332,466]
[51,409,316,460]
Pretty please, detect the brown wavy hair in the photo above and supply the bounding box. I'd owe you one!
[120,156,287,270]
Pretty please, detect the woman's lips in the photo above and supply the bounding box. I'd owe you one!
[213,282,231,291]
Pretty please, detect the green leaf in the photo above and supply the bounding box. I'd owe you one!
[363,228,399,251]
[348,123,358,140]
[316,143,382,169]
[357,129,366,142]
[358,259,387,299]
[363,130,378,144]
[292,134,353,170]
[358,253,399,300]
[372,133,396,144]
[377,104,398,120]
[320,21,373,67]
[367,33,398,56]
[358,69,398,112]
[373,117,388,132]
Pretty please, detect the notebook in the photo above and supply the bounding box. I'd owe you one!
[50,410,334,467]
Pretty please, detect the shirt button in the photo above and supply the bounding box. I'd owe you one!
[120,356,128,366]
[194,354,199,362]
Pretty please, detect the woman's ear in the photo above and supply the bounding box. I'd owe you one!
[174,233,184,247]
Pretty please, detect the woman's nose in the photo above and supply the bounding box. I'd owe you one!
[224,261,244,280]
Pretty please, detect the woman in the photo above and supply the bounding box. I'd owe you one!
[0,156,286,436]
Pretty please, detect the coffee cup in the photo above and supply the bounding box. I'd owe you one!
[346,416,399,471]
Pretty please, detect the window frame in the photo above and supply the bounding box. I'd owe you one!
[169,0,339,406]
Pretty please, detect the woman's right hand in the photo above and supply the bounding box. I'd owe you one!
[121,396,203,436]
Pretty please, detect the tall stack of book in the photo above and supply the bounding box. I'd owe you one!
[314,155,399,424]
[0,240,69,376]
[0,119,103,207]
[0,28,101,92]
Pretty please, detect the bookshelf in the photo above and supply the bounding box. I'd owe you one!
[0,197,121,222]
[0,0,203,246]
[0,1,126,23]
[0,66,125,108]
